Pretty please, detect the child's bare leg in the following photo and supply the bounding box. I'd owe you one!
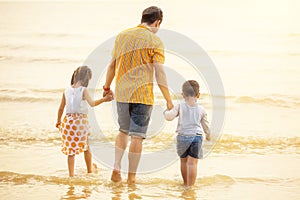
[186,156,198,186]
[84,147,93,173]
[180,157,188,186]
[68,155,75,177]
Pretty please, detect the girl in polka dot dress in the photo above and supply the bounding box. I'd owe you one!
[56,66,113,177]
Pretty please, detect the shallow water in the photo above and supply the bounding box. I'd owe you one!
[0,0,300,199]
[0,143,299,200]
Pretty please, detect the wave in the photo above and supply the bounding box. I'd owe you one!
[0,171,235,187]
[0,88,100,103]
[0,55,82,63]
[1,171,298,188]
[1,87,299,108]
[232,95,299,108]
[0,171,102,186]
[0,88,62,102]
[0,88,64,94]
[209,134,300,154]
[1,127,299,154]
[0,171,232,187]
[0,95,58,103]
[160,93,300,108]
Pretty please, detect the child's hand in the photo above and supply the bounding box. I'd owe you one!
[206,133,211,141]
[56,121,61,129]
[103,91,114,102]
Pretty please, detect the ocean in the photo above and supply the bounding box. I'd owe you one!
[0,0,299,199]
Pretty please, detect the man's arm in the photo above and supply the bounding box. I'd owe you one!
[103,58,116,97]
[154,61,173,110]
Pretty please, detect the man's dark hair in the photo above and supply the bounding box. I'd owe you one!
[141,6,163,25]
[182,80,200,97]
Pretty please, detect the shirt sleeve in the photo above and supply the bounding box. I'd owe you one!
[111,35,119,59]
[152,39,165,64]
[163,104,180,121]
[201,111,210,135]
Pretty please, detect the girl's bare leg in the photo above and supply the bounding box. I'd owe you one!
[186,156,198,186]
[84,147,93,173]
[68,155,75,177]
[180,157,188,186]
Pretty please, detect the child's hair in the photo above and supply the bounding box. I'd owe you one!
[182,80,200,97]
[71,66,92,87]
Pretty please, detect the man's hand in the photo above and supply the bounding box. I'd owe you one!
[103,90,114,102]
[166,100,174,110]
[103,90,111,98]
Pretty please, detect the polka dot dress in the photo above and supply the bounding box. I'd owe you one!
[60,113,90,156]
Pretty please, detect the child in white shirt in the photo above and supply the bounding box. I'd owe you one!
[164,80,210,187]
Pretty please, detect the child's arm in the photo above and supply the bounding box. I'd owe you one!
[56,93,66,128]
[83,88,113,107]
[163,104,180,121]
[201,111,211,141]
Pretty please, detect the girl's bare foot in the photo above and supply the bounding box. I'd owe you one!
[92,163,98,173]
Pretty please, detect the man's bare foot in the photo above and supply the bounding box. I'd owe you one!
[111,169,122,182]
[127,173,136,185]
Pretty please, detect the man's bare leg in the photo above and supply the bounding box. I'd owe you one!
[111,131,128,182]
[127,136,143,184]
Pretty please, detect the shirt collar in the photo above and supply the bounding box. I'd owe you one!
[137,24,152,32]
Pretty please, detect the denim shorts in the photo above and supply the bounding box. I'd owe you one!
[117,102,153,139]
[177,135,203,159]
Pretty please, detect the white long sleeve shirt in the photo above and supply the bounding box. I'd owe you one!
[164,101,210,136]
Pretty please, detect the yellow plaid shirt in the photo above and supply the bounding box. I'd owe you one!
[112,24,165,105]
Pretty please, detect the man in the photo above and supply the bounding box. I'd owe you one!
[103,6,173,184]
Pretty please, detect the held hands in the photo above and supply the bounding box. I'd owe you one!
[103,90,114,102]
[103,89,111,98]
[166,100,174,110]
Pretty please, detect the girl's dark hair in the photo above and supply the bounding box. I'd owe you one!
[141,6,163,25]
[182,80,200,97]
[70,66,92,87]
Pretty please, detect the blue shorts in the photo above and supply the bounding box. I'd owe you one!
[117,102,153,139]
[177,135,203,159]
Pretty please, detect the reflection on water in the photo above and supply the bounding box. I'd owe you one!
[61,185,92,200]
[180,188,197,200]
[110,182,142,200]
[128,184,142,200]
[111,182,125,200]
